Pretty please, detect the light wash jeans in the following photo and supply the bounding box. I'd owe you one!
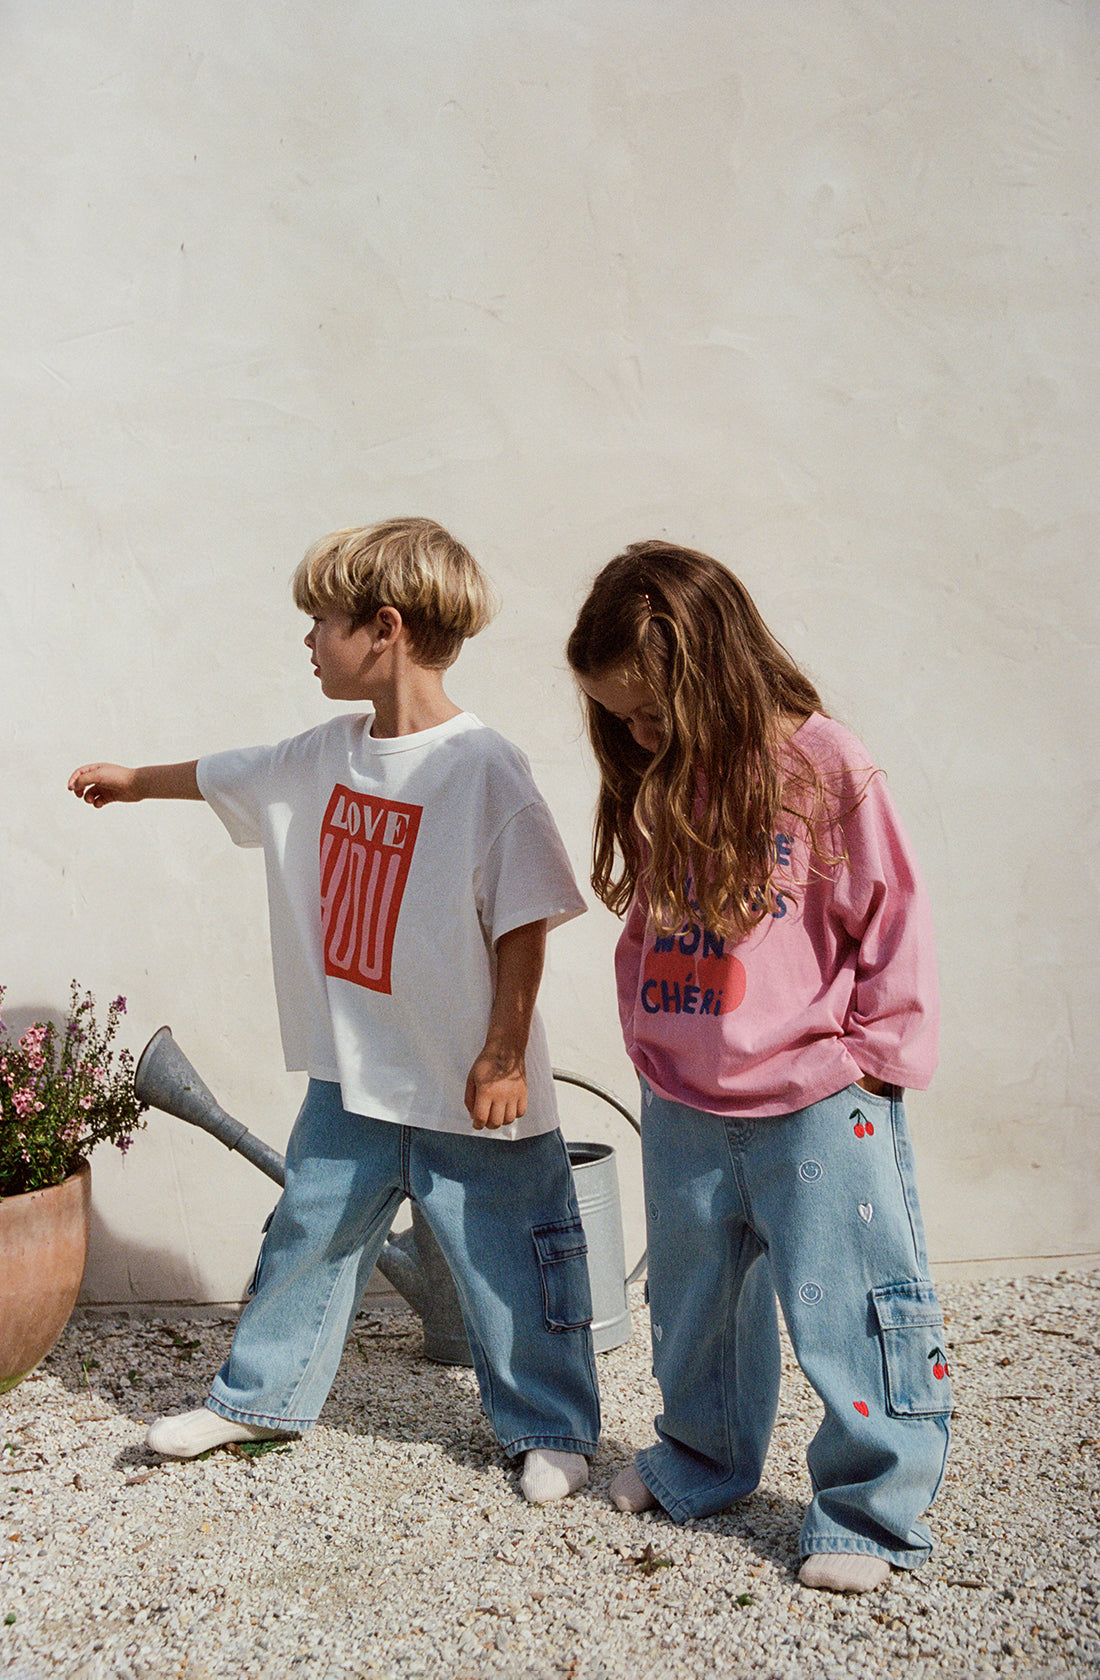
[207,1080,600,1458]
[635,1079,951,1568]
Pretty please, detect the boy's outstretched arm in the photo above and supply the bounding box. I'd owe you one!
[68,762,203,806]
[465,919,547,1131]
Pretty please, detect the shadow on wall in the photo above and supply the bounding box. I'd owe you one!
[83,1201,228,1310]
[0,997,71,1041]
[81,1191,403,1312]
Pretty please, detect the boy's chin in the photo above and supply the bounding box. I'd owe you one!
[321,680,367,703]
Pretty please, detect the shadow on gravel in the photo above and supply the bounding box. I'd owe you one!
[695,1489,806,1574]
[49,1308,810,1578]
[582,1454,807,1576]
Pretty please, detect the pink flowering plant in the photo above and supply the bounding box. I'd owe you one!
[0,982,147,1197]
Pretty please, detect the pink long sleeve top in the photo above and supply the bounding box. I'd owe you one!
[614,713,939,1118]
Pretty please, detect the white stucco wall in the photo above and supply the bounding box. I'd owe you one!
[2,0,1096,1305]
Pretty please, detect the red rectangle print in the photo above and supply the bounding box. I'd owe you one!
[320,784,422,994]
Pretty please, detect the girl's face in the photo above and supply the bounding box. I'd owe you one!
[577,666,664,755]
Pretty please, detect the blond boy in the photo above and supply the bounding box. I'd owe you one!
[69,518,599,1503]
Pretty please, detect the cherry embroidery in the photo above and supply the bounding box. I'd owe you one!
[850,1107,875,1138]
[928,1346,950,1380]
[853,1400,870,1416]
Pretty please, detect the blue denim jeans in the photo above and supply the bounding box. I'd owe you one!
[207,1080,600,1458]
[635,1079,951,1568]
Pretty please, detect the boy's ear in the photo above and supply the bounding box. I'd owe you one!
[372,607,403,647]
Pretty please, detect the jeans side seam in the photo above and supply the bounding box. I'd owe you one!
[889,1102,928,1276]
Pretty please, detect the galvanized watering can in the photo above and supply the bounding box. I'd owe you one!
[134,1028,645,1364]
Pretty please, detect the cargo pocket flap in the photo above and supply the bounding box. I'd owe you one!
[872,1280,945,1332]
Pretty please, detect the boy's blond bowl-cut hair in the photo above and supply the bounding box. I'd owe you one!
[293,517,497,669]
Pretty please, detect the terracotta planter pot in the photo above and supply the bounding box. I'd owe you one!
[0,1159,91,1393]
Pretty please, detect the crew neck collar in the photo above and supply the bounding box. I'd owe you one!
[357,710,479,755]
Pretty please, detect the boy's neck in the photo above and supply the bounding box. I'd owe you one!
[368,665,462,739]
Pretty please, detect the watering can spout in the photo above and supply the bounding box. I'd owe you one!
[134,1027,287,1187]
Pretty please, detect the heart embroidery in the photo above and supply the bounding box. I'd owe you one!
[858,1202,873,1224]
[853,1400,869,1417]
[653,1324,663,1341]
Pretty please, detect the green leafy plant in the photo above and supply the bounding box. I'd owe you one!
[0,982,147,1197]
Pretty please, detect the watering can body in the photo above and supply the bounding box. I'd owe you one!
[134,1029,644,1364]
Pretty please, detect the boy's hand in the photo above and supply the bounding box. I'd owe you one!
[68,761,202,804]
[466,920,545,1131]
[68,763,140,806]
[465,1048,528,1131]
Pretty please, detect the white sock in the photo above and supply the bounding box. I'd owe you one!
[519,1449,588,1504]
[145,1407,290,1459]
[609,1463,660,1513]
[798,1552,891,1593]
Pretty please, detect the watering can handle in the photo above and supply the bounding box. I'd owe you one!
[552,1068,646,1287]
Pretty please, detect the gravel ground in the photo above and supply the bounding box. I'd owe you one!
[1,1270,1097,1680]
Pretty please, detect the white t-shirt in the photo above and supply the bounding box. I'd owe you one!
[197,711,586,1139]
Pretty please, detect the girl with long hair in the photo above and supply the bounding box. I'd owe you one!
[568,542,949,1594]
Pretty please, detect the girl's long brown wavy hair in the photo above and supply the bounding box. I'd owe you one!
[567,541,828,940]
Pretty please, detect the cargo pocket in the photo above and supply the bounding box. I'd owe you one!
[871,1280,953,1418]
[532,1218,592,1332]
